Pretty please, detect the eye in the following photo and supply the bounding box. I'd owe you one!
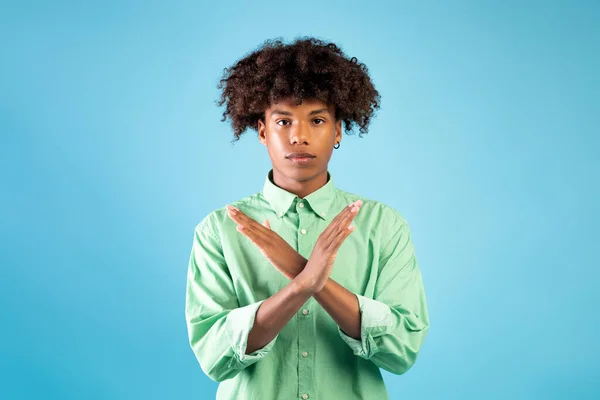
[313,118,325,125]
[276,120,291,126]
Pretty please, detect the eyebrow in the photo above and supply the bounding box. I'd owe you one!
[270,108,331,117]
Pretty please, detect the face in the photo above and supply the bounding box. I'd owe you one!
[258,97,342,183]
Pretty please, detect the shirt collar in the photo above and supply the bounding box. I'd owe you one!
[262,169,336,220]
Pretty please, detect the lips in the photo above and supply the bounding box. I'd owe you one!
[287,152,316,159]
[287,152,315,165]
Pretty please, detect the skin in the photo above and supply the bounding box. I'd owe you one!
[257,97,342,198]
[227,97,364,354]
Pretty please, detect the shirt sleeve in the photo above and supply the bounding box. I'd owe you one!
[185,219,279,382]
[338,215,430,375]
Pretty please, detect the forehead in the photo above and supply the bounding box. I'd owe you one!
[265,97,334,115]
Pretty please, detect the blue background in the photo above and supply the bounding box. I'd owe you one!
[2,1,599,399]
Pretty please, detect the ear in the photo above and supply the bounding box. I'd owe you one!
[334,119,342,145]
[258,118,267,146]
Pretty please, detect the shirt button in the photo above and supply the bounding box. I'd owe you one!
[302,351,308,358]
[300,229,307,235]
[320,212,325,216]
[298,202,304,208]
[302,309,309,315]
[278,211,284,217]
[302,395,309,400]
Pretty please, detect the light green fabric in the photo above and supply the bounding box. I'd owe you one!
[185,169,429,400]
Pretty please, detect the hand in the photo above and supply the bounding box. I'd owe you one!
[296,200,362,294]
[226,205,306,280]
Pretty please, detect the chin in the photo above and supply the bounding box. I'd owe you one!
[288,167,321,180]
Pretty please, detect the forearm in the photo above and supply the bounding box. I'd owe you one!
[245,277,314,354]
[313,279,361,339]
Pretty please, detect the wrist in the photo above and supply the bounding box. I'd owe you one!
[293,272,319,296]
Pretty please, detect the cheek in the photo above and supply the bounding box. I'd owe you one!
[265,137,285,159]
[267,135,285,150]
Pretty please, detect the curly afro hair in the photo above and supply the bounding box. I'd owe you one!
[216,36,381,143]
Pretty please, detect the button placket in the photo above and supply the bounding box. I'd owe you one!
[297,208,316,399]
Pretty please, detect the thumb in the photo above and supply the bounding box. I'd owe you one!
[263,219,271,229]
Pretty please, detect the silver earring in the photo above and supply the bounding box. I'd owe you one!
[334,142,340,149]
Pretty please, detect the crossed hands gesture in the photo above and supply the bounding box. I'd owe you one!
[226,200,362,294]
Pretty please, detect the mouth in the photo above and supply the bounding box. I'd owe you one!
[288,156,315,164]
[286,153,316,165]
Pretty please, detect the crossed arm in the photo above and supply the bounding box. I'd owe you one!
[226,202,363,354]
[245,260,362,354]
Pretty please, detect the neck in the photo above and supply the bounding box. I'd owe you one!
[271,168,328,198]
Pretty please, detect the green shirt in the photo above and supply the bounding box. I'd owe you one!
[185,169,429,400]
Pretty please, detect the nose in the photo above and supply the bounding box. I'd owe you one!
[290,121,310,145]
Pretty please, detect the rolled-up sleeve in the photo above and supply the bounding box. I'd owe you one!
[338,217,429,375]
[185,220,278,382]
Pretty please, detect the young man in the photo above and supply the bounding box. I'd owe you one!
[185,37,429,400]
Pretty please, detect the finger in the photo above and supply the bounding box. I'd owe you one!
[263,219,271,230]
[328,224,355,252]
[242,217,269,238]
[227,206,270,242]
[226,205,248,226]
[236,222,267,246]
[331,201,357,222]
[338,200,362,224]
[342,201,362,225]
[321,200,362,247]
[236,224,261,245]
[334,207,358,241]
[325,201,362,241]
[239,221,269,246]
[329,201,361,246]
[227,206,265,234]
[322,200,360,238]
